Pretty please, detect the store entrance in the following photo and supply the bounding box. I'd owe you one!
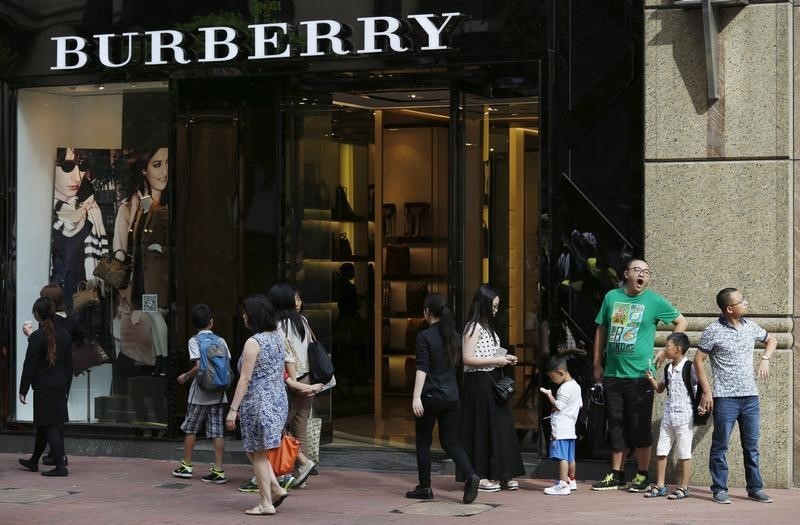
[284,80,542,449]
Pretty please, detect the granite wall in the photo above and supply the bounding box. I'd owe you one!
[644,0,795,488]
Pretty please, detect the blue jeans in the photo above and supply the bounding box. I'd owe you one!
[709,396,763,494]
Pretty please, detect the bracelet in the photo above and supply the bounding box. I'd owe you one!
[761,356,770,361]
[229,407,238,412]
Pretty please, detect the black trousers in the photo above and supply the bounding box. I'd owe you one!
[31,424,66,469]
[415,396,474,487]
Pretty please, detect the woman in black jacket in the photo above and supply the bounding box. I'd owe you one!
[406,294,481,504]
[18,297,73,476]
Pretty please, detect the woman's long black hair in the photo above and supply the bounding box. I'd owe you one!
[424,294,460,367]
[33,297,57,366]
[269,283,306,340]
[465,285,498,338]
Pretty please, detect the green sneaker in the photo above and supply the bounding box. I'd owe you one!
[201,466,227,484]
[172,459,193,479]
[591,472,624,491]
[238,478,259,492]
[627,473,649,493]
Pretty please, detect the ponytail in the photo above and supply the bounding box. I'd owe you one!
[43,319,57,366]
[424,294,461,367]
[32,297,57,367]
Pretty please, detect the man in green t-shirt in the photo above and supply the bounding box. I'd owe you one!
[591,258,687,492]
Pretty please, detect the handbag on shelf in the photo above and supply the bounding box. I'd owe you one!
[331,232,353,260]
[332,186,356,220]
[488,370,516,404]
[72,281,100,312]
[384,243,410,276]
[382,281,392,309]
[266,433,300,476]
[382,203,396,237]
[93,249,130,289]
[404,202,431,237]
[307,326,335,385]
[405,281,428,314]
[72,338,110,376]
[382,318,391,347]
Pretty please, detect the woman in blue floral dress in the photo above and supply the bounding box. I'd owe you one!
[226,294,289,516]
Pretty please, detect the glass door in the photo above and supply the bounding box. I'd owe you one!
[282,95,376,438]
[454,78,542,451]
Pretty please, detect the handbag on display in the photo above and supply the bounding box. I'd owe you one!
[488,370,516,403]
[266,433,300,476]
[404,318,428,351]
[332,186,356,220]
[382,281,392,309]
[330,233,352,260]
[72,339,110,376]
[307,326,335,385]
[382,318,391,347]
[382,203,396,237]
[72,281,100,312]
[405,281,428,314]
[384,243,410,276]
[93,249,130,289]
[404,202,430,237]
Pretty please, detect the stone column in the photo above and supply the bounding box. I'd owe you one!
[644,0,794,488]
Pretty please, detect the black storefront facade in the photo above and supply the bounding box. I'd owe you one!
[0,1,644,459]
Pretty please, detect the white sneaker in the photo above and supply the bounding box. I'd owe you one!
[569,478,577,491]
[544,480,571,496]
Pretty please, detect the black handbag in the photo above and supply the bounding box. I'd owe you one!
[405,281,428,314]
[384,243,410,276]
[307,326,335,384]
[72,339,110,376]
[488,371,516,403]
[332,186,356,220]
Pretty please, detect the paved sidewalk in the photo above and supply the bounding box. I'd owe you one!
[0,453,796,524]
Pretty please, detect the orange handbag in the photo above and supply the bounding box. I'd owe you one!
[267,434,300,475]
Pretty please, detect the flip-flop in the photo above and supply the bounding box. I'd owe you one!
[273,491,289,508]
[245,504,276,516]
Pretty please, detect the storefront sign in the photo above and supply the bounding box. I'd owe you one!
[51,12,464,70]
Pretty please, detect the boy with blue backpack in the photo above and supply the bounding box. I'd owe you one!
[172,304,233,483]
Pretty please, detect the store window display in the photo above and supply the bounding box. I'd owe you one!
[51,147,109,310]
[113,147,171,374]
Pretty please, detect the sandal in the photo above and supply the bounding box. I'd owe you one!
[643,485,667,498]
[668,487,690,500]
[245,504,276,515]
[272,490,288,508]
[478,479,500,492]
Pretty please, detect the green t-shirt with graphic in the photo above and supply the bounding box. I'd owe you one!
[594,288,681,379]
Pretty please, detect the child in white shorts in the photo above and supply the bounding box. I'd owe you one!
[644,332,705,500]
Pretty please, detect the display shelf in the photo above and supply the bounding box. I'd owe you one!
[384,273,447,281]
[384,236,446,245]
[382,312,425,319]
[305,256,373,263]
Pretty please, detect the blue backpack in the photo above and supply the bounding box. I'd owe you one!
[195,333,232,392]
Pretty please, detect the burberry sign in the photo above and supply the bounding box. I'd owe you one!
[51,12,464,70]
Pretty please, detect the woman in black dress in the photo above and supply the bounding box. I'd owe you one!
[407,294,481,504]
[18,297,73,476]
[22,284,85,467]
[458,285,524,491]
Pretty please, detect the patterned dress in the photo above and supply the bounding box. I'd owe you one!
[238,331,289,453]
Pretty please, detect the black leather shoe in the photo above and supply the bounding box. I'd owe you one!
[405,485,433,500]
[463,474,480,504]
[43,455,68,467]
[18,458,38,472]
[41,467,68,477]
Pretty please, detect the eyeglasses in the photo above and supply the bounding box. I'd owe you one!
[57,157,89,173]
[728,297,747,307]
[627,267,652,277]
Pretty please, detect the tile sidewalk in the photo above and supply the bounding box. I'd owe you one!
[0,453,797,524]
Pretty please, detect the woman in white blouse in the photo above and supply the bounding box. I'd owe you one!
[458,285,525,492]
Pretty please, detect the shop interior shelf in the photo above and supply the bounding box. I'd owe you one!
[384,236,446,245]
[383,273,446,281]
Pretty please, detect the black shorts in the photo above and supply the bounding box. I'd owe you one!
[603,376,654,450]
